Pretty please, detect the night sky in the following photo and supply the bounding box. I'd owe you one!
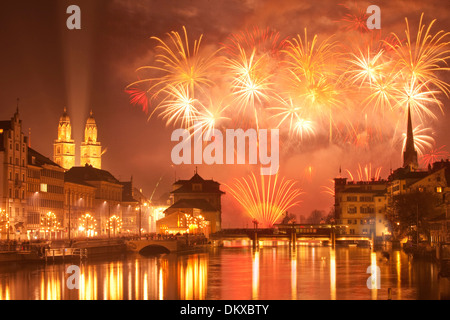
[1,0,449,227]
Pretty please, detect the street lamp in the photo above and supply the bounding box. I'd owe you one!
[79,213,96,238]
[107,215,122,238]
[68,191,72,241]
[40,212,60,240]
[104,201,111,238]
[0,209,9,241]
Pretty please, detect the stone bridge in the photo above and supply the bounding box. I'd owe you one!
[125,239,178,254]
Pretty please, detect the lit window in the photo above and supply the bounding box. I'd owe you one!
[40,183,48,192]
[436,187,442,193]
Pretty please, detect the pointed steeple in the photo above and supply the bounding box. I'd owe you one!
[403,105,418,170]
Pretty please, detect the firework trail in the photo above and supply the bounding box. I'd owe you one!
[226,172,303,227]
[345,163,382,181]
[401,124,435,157]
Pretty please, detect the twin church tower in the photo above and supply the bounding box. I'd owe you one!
[53,108,103,170]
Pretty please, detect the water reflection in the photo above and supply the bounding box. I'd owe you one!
[252,249,259,300]
[0,247,449,300]
[330,249,336,300]
[178,255,208,299]
[291,250,297,300]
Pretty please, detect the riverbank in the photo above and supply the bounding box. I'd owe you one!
[0,235,210,263]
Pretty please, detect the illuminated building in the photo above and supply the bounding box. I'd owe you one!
[0,107,28,240]
[27,148,65,239]
[121,178,151,234]
[80,110,102,169]
[395,160,450,245]
[157,171,224,236]
[334,177,389,237]
[65,165,123,235]
[53,107,75,170]
[64,179,96,238]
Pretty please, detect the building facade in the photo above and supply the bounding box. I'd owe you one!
[334,178,389,237]
[27,148,65,240]
[0,109,28,240]
[65,165,123,236]
[157,172,224,235]
[64,180,96,238]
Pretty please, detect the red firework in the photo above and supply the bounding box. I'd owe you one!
[125,86,151,114]
[222,26,288,59]
[420,145,450,167]
[337,2,370,33]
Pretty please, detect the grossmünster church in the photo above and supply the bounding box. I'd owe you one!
[53,108,103,170]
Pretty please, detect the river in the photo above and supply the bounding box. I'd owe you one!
[0,245,449,300]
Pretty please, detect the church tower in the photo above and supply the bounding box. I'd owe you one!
[54,107,75,170]
[403,105,418,170]
[80,110,102,169]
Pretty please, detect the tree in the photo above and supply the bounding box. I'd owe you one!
[281,211,297,224]
[387,191,440,242]
[325,206,336,224]
[307,210,325,224]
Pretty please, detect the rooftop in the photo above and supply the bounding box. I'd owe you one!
[65,164,121,185]
[164,198,219,213]
[172,173,224,194]
[28,147,62,169]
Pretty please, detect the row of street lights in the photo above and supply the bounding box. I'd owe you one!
[1,198,152,240]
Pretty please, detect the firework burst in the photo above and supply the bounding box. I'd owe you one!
[222,26,288,59]
[157,84,201,128]
[401,124,435,157]
[420,145,450,167]
[385,13,450,98]
[190,99,230,137]
[128,26,221,110]
[226,172,303,227]
[225,45,274,127]
[337,2,370,33]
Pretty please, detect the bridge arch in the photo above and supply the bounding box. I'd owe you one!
[139,244,171,256]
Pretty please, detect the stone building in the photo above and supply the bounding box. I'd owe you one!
[27,148,65,239]
[334,178,389,237]
[65,165,123,236]
[157,171,224,236]
[0,108,28,240]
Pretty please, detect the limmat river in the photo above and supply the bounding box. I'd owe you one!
[0,245,449,300]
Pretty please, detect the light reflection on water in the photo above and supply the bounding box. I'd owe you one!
[0,246,449,300]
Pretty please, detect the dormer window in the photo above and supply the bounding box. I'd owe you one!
[192,183,202,191]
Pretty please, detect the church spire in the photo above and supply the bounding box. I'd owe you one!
[403,105,418,170]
